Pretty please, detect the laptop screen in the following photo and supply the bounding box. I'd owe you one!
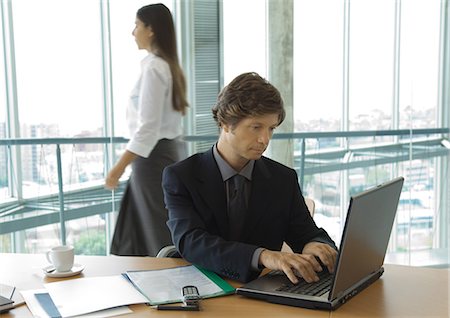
[329,177,404,300]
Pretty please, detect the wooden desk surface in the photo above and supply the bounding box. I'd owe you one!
[330,265,449,318]
[1,253,448,317]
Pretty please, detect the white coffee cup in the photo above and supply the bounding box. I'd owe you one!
[46,245,74,272]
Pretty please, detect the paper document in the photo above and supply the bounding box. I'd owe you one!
[43,275,147,317]
[21,289,132,318]
[125,265,235,305]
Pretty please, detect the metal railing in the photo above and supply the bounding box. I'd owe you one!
[0,128,449,247]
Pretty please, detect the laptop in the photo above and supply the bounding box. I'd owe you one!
[236,177,404,310]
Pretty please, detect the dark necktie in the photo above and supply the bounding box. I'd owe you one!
[228,174,246,240]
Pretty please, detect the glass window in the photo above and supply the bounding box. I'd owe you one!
[11,0,112,197]
[398,0,440,129]
[0,0,447,267]
[293,0,344,132]
[21,224,60,254]
[12,0,103,138]
[223,0,267,83]
[20,143,53,198]
[304,170,342,243]
[348,0,395,130]
[395,159,437,253]
[0,13,8,201]
[68,216,107,255]
[19,143,108,198]
[0,139,6,201]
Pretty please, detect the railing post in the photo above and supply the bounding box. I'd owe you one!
[56,144,66,245]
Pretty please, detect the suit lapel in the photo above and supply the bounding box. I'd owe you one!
[196,148,230,238]
[241,158,272,241]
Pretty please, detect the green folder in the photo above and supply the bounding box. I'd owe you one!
[125,265,235,305]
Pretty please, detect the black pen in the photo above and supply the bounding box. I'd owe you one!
[151,305,200,311]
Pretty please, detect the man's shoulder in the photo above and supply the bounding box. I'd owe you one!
[163,150,214,186]
[259,156,296,175]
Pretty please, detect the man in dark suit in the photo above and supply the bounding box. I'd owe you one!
[162,72,337,284]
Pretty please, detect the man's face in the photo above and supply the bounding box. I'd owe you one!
[218,113,279,169]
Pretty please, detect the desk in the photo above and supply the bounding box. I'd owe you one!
[1,253,448,317]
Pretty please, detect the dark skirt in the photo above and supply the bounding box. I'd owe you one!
[110,138,187,256]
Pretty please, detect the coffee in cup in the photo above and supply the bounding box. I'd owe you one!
[46,245,74,272]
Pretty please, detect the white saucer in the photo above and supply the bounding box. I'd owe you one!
[43,263,85,278]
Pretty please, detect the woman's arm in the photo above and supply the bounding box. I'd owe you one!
[105,150,137,189]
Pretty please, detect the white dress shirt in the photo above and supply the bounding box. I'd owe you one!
[126,52,183,158]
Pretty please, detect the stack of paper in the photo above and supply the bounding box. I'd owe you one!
[19,265,235,317]
[21,275,148,318]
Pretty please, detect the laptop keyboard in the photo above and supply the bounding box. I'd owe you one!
[275,270,333,297]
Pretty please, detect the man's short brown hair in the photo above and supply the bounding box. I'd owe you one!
[212,72,285,128]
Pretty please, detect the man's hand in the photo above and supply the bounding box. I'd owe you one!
[302,241,337,274]
[259,249,322,284]
[259,243,337,284]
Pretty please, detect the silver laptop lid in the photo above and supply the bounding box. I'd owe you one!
[329,177,404,300]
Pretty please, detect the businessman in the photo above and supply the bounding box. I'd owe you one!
[162,72,337,283]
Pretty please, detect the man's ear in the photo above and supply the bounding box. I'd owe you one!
[221,123,232,133]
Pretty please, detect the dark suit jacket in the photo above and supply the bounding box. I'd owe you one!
[162,148,336,282]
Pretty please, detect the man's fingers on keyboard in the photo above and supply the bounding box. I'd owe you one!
[283,267,299,284]
[293,266,319,283]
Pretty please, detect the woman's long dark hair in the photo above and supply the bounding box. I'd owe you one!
[137,3,188,115]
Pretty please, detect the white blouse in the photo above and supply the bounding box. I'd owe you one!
[126,52,183,158]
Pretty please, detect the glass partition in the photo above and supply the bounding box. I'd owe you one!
[0,4,8,202]
[12,0,103,138]
[0,0,448,269]
[348,0,395,130]
[398,0,440,129]
[222,0,267,82]
[293,0,343,132]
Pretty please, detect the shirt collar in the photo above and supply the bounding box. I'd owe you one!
[213,144,254,182]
